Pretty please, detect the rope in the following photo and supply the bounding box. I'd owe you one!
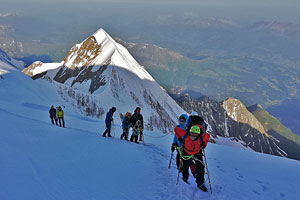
[143,133,171,138]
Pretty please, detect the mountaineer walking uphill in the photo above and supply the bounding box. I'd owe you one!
[49,105,58,126]
[56,106,65,128]
[129,107,144,144]
[102,107,116,137]
[120,112,132,141]
[174,112,210,192]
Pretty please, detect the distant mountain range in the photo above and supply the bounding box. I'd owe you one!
[117,38,300,107]
[0,24,23,57]
[248,104,300,160]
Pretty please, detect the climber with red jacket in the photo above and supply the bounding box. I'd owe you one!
[172,114,196,174]
[176,124,210,192]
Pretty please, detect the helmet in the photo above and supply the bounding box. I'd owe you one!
[190,111,198,116]
[135,107,141,113]
[179,115,186,122]
[190,125,201,134]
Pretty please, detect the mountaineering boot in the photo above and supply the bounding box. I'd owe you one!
[198,184,208,192]
[107,130,112,137]
[102,130,107,137]
[182,177,188,183]
[134,136,139,144]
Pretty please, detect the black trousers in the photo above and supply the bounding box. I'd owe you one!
[50,116,58,125]
[120,128,129,140]
[102,123,112,137]
[58,117,65,127]
[181,155,205,186]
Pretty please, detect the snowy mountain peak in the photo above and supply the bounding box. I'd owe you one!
[22,28,184,132]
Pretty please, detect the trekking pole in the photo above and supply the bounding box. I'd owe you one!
[176,168,180,185]
[176,160,182,185]
[168,152,174,168]
[203,149,212,194]
[142,132,145,145]
[111,123,116,137]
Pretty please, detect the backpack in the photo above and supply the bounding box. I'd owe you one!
[185,115,206,134]
[120,113,124,121]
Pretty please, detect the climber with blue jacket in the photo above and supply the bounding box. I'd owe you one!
[102,107,116,137]
[120,112,132,140]
[171,114,189,168]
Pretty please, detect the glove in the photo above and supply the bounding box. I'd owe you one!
[178,137,184,144]
[171,143,177,152]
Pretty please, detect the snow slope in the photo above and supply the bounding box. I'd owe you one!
[0,49,24,75]
[1,71,300,200]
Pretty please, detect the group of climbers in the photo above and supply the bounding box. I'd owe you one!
[102,106,144,144]
[49,103,210,192]
[49,105,65,128]
[171,112,210,192]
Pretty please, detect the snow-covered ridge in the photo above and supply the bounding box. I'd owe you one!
[22,61,62,76]
[0,49,24,75]
[22,28,185,132]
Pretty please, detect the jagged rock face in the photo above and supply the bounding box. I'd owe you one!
[223,97,268,136]
[53,62,108,94]
[22,61,43,76]
[22,29,184,133]
[176,95,287,158]
[63,36,102,69]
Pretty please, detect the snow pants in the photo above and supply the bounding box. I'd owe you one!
[58,117,65,128]
[130,129,140,143]
[176,152,196,174]
[181,155,205,186]
[120,128,129,140]
[51,116,58,125]
[102,123,112,137]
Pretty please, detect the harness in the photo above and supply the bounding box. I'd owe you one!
[177,146,192,160]
[133,119,142,133]
[177,130,204,161]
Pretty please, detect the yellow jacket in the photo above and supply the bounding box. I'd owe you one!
[56,110,64,118]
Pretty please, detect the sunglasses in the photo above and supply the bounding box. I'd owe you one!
[179,119,185,123]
